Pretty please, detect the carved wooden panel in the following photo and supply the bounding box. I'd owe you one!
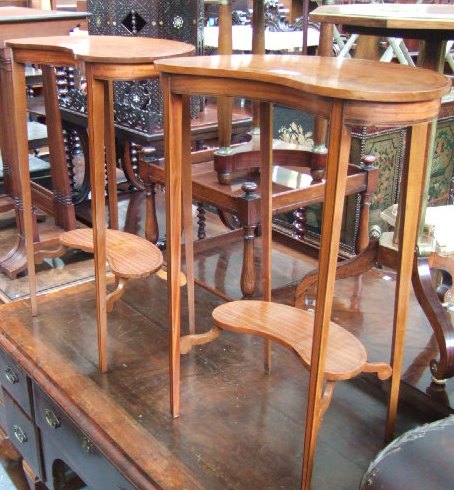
[60,1,204,136]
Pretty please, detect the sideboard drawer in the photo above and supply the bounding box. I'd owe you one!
[34,385,135,490]
[0,349,33,418]
[3,390,42,480]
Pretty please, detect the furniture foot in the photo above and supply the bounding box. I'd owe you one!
[144,181,159,243]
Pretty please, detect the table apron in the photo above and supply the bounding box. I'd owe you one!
[168,75,333,120]
[344,99,442,126]
[168,75,443,127]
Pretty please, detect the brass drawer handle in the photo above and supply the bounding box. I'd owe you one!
[81,435,95,454]
[4,367,19,385]
[44,408,61,429]
[13,425,28,444]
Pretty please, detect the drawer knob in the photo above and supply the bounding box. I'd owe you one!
[13,425,28,444]
[4,367,19,385]
[45,409,61,429]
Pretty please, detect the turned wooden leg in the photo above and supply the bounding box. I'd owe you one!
[355,155,378,254]
[241,224,257,297]
[216,0,233,158]
[196,203,206,240]
[293,207,306,240]
[145,182,159,243]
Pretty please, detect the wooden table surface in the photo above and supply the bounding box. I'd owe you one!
[0,6,87,23]
[0,6,87,46]
[310,4,454,37]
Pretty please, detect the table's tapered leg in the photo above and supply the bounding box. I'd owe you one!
[85,65,108,373]
[260,102,273,373]
[181,95,196,335]
[302,101,351,490]
[386,121,432,441]
[105,80,118,231]
[163,74,183,418]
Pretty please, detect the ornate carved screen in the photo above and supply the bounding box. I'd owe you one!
[60,0,204,135]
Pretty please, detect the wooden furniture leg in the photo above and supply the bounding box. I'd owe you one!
[240,224,256,297]
[41,65,76,231]
[105,79,118,231]
[10,54,38,316]
[85,66,109,372]
[386,122,432,440]
[260,102,273,373]
[216,0,233,159]
[301,100,352,489]
[0,49,16,198]
[163,74,183,417]
[181,95,196,335]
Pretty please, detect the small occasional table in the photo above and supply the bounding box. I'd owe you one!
[0,7,88,278]
[7,35,194,372]
[155,52,449,489]
[310,2,454,437]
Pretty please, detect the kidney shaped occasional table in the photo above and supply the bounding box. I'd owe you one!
[154,54,451,489]
[6,35,194,372]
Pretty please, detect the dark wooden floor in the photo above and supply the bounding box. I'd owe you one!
[0,188,453,489]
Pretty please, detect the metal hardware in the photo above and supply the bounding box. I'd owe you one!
[4,367,19,385]
[44,409,61,429]
[81,435,95,454]
[13,425,27,444]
